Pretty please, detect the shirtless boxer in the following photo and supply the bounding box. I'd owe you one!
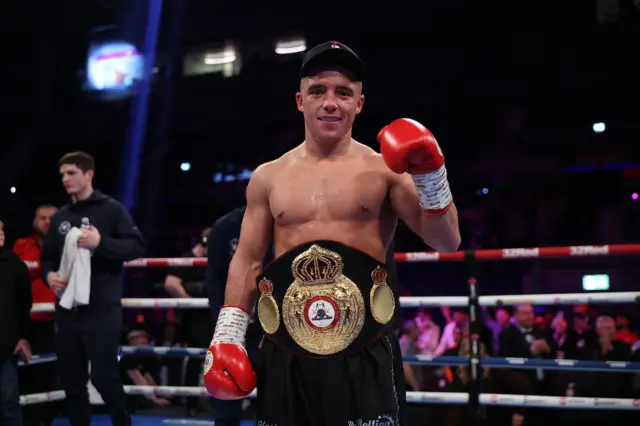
[204,41,461,425]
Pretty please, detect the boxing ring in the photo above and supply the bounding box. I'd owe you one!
[22,243,640,425]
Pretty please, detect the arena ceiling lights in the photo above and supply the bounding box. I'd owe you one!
[204,46,237,65]
[275,39,307,55]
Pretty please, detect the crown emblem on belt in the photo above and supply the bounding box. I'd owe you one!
[371,266,388,284]
[291,245,344,285]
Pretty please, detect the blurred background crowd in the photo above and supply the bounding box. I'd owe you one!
[1,0,639,425]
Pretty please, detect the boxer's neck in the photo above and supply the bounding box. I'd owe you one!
[303,132,353,159]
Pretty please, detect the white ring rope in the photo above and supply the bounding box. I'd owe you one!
[29,291,640,313]
[19,387,640,410]
[23,254,638,412]
[21,347,640,373]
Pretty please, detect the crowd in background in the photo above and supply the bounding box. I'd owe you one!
[400,304,639,425]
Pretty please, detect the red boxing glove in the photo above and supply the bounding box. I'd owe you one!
[378,118,453,215]
[204,306,257,400]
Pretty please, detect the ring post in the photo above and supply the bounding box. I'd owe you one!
[464,249,484,425]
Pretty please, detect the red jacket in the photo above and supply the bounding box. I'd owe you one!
[13,234,55,321]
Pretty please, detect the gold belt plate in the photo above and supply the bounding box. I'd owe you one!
[282,245,365,355]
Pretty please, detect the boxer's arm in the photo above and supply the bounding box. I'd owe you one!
[389,172,461,253]
[223,165,274,313]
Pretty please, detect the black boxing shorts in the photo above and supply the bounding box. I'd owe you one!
[253,240,405,426]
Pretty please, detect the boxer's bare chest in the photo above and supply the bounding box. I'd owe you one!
[269,158,389,227]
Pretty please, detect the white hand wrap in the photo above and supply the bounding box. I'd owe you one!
[410,165,453,213]
[210,306,251,347]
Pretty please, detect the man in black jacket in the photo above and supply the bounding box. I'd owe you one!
[163,227,213,416]
[498,304,555,391]
[205,206,271,426]
[498,304,556,425]
[0,220,33,426]
[40,152,145,426]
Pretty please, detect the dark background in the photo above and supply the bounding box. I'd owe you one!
[1,0,639,296]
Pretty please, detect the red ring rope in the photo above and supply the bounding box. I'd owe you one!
[114,244,640,268]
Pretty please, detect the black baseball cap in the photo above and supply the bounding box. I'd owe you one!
[300,41,365,82]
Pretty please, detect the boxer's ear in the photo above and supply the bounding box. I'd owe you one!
[296,91,304,112]
[355,94,365,115]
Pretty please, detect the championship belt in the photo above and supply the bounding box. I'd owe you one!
[256,240,396,357]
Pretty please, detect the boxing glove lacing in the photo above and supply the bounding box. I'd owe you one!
[410,165,453,213]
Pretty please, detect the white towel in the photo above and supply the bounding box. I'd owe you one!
[58,227,92,309]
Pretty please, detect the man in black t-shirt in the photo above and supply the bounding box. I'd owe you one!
[205,207,274,426]
[163,228,213,415]
[164,228,211,301]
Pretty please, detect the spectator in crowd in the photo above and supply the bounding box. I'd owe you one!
[119,330,171,412]
[567,312,598,358]
[589,316,632,362]
[13,204,59,426]
[443,320,529,426]
[546,311,584,410]
[615,314,638,345]
[483,307,511,355]
[499,304,554,395]
[569,316,634,426]
[495,308,511,328]
[572,303,587,314]
[548,312,573,359]
[435,307,468,355]
[536,309,555,329]
[400,319,423,391]
[400,319,434,426]
[440,324,463,357]
[163,227,212,417]
[0,220,33,426]
[415,309,440,355]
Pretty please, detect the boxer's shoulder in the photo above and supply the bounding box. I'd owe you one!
[252,146,306,185]
[362,149,385,165]
[360,146,399,180]
[250,159,280,187]
[254,149,297,176]
[353,142,384,162]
